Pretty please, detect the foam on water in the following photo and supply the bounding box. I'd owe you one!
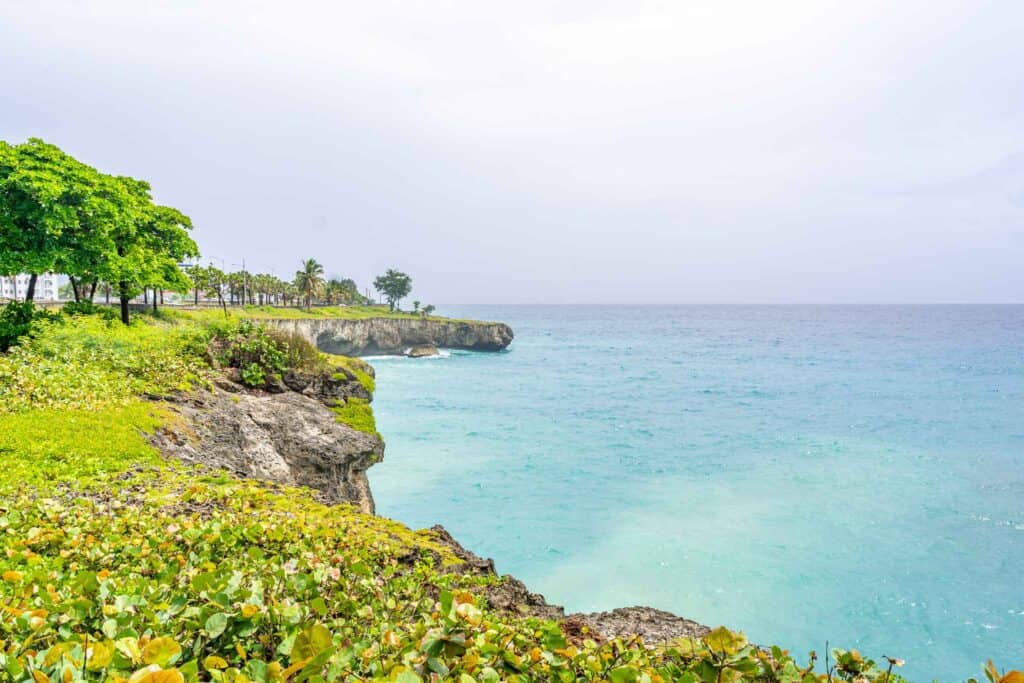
[367,305,1024,680]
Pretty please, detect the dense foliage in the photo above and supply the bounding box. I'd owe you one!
[0,138,197,323]
[0,312,1017,682]
[373,270,413,312]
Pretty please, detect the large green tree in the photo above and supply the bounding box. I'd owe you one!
[294,258,325,309]
[373,269,412,311]
[95,175,197,324]
[0,139,98,301]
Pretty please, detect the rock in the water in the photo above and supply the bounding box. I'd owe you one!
[407,344,439,358]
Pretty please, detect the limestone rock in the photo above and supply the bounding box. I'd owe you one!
[151,383,383,514]
[262,317,513,356]
[407,344,439,358]
[567,606,711,644]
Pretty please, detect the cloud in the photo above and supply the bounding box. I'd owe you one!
[1,1,1021,302]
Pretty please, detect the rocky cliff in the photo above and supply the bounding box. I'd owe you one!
[152,366,383,514]
[262,317,514,356]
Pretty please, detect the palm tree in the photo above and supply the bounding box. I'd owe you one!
[294,258,325,309]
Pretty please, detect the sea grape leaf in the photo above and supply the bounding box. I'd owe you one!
[290,624,332,664]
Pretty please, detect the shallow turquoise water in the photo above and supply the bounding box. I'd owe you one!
[367,305,1024,680]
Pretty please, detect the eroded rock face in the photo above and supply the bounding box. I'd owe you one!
[152,380,383,514]
[263,318,513,356]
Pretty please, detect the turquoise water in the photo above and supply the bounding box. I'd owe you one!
[367,305,1024,680]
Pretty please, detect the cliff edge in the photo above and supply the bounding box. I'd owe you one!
[262,316,514,356]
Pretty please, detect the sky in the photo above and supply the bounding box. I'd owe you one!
[2,1,1022,303]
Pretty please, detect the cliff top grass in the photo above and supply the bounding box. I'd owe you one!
[0,306,1005,682]
[173,305,490,326]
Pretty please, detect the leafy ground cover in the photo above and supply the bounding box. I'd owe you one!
[0,308,1013,682]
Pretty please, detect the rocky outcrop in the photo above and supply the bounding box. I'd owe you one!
[567,607,711,643]
[428,524,711,643]
[151,370,383,514]
[262,317,513,356]
[407,344,439,358]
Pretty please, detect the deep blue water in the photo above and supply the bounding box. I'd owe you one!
[366,305,1024,680]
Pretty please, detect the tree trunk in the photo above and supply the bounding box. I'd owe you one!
[194,287,199,306]
[160,290,164,305]
[143,288,149,305]
[88,281,97,302]
[105,285,110,304]
[152,292,158,313]
[119,283,131,325]
[70,277,81,302]
[25,274,38,302]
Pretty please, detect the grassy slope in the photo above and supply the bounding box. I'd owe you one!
[0,313,929,682]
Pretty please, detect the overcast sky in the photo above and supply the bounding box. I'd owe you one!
[2,1,1022,303]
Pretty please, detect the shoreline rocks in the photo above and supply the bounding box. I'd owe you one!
[428,524,711,643]
[407,344,439,357]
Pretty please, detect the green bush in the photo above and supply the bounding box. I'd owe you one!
[62,300,119,321]
[0,301,59,352]
[0,315,209,413]
[215,320,287,387]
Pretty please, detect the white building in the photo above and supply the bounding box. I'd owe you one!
[1,273,60,302]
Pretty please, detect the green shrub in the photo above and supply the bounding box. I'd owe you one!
[267,328,325,373]
[0,301,59,352]
[62,300,119,321]
[0,315,209,413]
[216,320,288,387]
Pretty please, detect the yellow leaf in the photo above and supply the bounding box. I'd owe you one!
[704,627,747,656]
[32,671,50,683]
[241,604,259,618]
[43,642,73,667]
[141,637,181,667]
[999,672,1024,683]
[280,659,309,681]
[3,570,23,583]
[87,640,115,671]
[455,602,482,625]
[203,656,228,670]
[128,666,185,683]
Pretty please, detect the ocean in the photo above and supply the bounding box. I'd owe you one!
[366,305,1024,680]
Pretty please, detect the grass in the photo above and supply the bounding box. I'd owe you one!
[330,397,378,436]
[173,305,489,325]
[326,354,376,394]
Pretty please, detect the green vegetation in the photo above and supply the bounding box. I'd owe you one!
[0,138,197,323]
[330,397,378,436]
[326,355,376,394]
[295,259,326,310]
[373,269,413,312]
